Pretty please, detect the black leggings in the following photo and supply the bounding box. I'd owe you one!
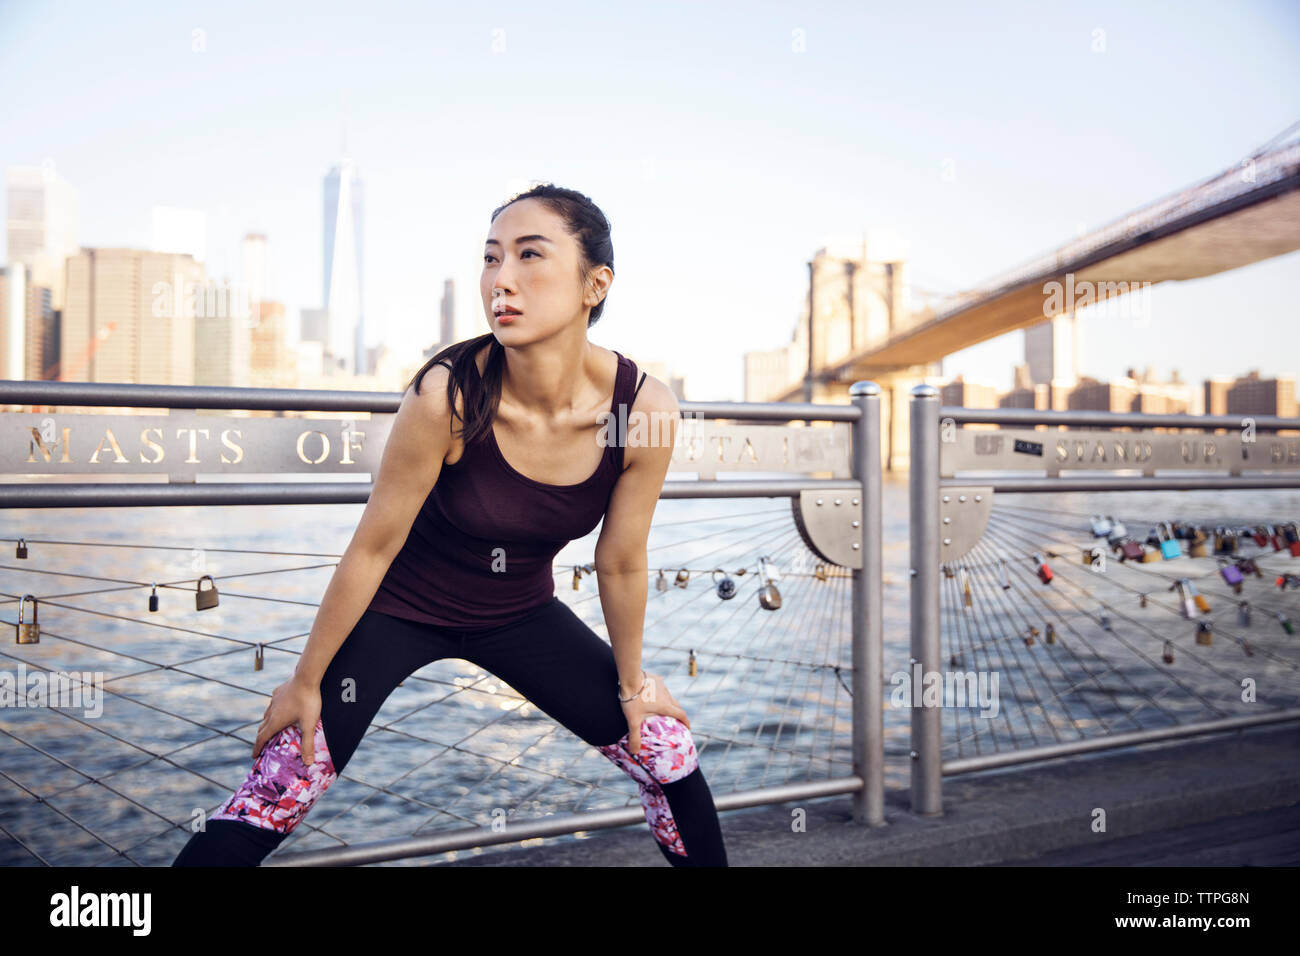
[172,597,728,866]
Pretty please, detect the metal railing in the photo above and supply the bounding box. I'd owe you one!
[0,377,886,866]
[908,386,1300,815]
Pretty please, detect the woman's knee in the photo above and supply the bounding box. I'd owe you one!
[208,716,338,836]
[598,714,699,786]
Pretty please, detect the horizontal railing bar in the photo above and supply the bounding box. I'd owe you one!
[0,380,861,423]
[936,405,1300,431]
[264,775,863,867]
[0,477,866,509]
[942,710,1300,776]
[943,475,1300,492]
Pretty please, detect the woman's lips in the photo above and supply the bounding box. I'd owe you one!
[496,310,521,323]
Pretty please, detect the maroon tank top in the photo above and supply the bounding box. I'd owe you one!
[367,349,646,631]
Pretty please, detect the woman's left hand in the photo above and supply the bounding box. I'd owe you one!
[620,671,691,755]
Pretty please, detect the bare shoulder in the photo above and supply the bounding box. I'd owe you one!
[623,363,680,472]
[404,360,459,456]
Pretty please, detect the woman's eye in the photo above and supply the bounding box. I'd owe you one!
[483,250,537,263]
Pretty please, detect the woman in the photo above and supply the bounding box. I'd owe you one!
[173,184,729,867]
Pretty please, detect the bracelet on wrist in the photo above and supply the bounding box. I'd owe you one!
[617,669,648,702]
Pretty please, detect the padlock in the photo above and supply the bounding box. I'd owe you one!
[1276,573,1300,590]
[1285,522,1300,558]
[16,594,39,644]
[1238,601,1251,627]
[1170,580,1195,619]
[761,557,781,583]
[1089,514,1112,538]
[572,566,582,590]
[1141,541,1163,563]
[1214,527,1238,556]
[1000,558,1011,589]
[655,569,668,592]
[1251,525,1269,548]
[1195,621,1213,647]
[195,574,219,610]
[962,566,972,610]
[1032,551,1052,584]
[688,649,697,677]
[674,568,690,588]
[1188,580,1210,614]
[950,653,963,667]
[1189,528,1209,559]
[1278,612,1295,635]
[942,564,955,579]
[1238,557,1262,578]
[1162,639,1175,664]
[148,582,159,612]
[1107,516,1127,538]
[1099,610,1111,631]
[1045,622,1057,644]
[254,643,264,671]
[1268,524,1283,551]
[756,556,782,611]
[1171,521,1190,540]
[1024,626,1038,647]
[814,563,828,581]
[1157,522,1181,560]
[1084,546,1104,570]
[16,538,27,559]
[1139,592,1148,609]
[712,569,736,600]
[1218,559,1244,594]
[1120,539,1145,562]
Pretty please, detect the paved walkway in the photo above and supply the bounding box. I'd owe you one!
[424,721,1300,866]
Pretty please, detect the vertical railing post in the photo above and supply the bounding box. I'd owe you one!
[850,381,884,825]
[909,384,943,815]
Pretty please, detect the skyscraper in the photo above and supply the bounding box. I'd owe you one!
[6,164,79,311]
[322,156,364,375]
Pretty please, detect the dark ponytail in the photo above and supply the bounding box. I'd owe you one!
[403,183,614,450]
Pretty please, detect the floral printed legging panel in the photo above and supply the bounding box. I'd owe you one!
[174,598,727,866]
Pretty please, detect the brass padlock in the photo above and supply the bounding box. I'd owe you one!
[1045,622,1056,644]
[688,648,697,677]
[254,643,264,671]
[712,569,736,600]
[1024,626,1038,647]
[815,563,828,581]
[195,574,219,610]
[1189,528,1209,559]
[757,556,782,610]
[16,538,27,559]
[674,567,690,588]
[572,565,582,590]
[148,582,159,612]
[962,566,972,610]
[16,594,39,644]
[1195,621,1213,646]
[655,570,668,592]
[1162,640,1175,664]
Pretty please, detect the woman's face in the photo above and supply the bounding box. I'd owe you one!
[481,198,600,343]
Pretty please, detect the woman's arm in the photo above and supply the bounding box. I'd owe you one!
[593,373,686,752]
[253,364,455,760]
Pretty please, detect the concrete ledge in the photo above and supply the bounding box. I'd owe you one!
[425,721,1300,866]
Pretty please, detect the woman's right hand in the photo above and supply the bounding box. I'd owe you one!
[252,674,323,764]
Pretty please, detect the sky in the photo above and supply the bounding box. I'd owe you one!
[2,0,1298,400]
